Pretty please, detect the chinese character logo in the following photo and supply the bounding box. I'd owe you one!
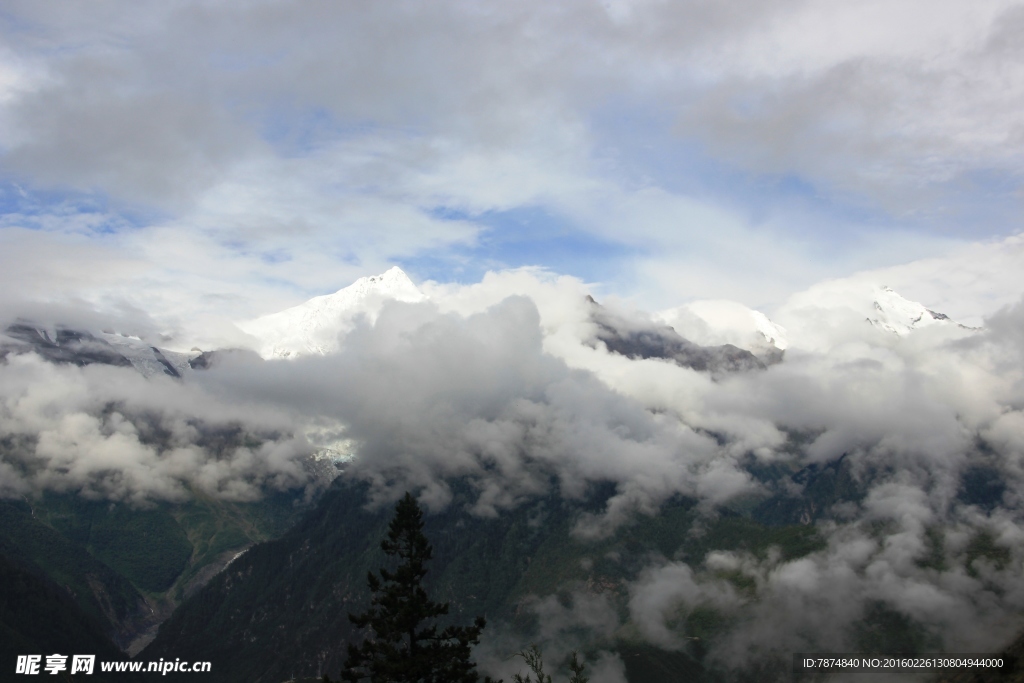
[71,655,95,675]
[15,655,41,675]
[44,654,68,675]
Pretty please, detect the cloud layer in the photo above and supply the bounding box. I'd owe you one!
[4,267,1024,670]
[0,351,313,503]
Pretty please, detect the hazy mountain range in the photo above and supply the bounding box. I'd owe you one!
[2,267,1021,682]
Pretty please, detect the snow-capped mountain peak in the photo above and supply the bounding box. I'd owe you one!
[329,266,422,303]
[239,267,425,359]
[774,278,976,351]
[867,285,955,336]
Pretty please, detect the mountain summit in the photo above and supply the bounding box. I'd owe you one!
[867,285,962,336]
[239,266,425,359]
[773,278,975,351]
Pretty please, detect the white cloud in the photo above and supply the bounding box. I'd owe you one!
[0,353,314,503]
[0,0,1020,328]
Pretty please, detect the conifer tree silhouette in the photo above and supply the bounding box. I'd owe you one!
[332,492,497,683]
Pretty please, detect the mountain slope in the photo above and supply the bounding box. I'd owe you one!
[866,285,968,335]
[0,323,195,378]
[588,297,770,374]
[0,553,137,682]
[1,324,136,370]
[141,476,828,683]
[237,268,779,375]
[0,499,149,649]
[239,266,425,359]
[655,300,788,358]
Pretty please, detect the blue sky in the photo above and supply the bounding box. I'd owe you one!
[0,1,1021,338]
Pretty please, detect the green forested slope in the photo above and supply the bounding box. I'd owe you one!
[0,500,147,648]
[0,490,313,655]
[141,478,826,683]
[36,496,193,593]
[0,553,140,682]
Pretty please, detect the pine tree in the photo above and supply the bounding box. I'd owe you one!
[333,492,496,683]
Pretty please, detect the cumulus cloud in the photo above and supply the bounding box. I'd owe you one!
[371,272,1024,666]
[0,352,314,504]
[545,300,1024,670]
[196,295,748,527]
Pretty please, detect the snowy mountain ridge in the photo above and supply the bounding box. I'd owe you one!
[239,266,425,359]
[0,323,196,379]
[235,267,974,363]
[867,285,964,336]
[771,278,977,352]
[99,332,195,378]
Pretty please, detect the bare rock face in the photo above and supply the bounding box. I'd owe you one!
[1,323,135,369]
[586,297,770,375]
[1,322,199,378]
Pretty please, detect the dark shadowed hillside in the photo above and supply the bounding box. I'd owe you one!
[141,476,831,683]
[0,553,139,682]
